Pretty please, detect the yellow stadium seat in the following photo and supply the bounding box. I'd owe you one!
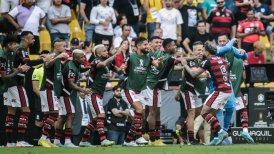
[39,29,51,52]
[260,35,270,49]
[69,20,85,43]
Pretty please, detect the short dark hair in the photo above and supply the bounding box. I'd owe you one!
[217,32,229,39]
[53,38,65,44]
[112,85,121,91]
[116,14,126,26]
[197,20,206,26]
[2,34,18,47]
[40,50,50,55]
[204,41,216,55]
[135,37,147,47]
[162,38,174,49]
[21,31,33,39]
[149,36,161,42]
[122,24,131,31]
[193,41,203,46]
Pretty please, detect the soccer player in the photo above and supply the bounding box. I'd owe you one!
[143,37,179,146]
[179,41,208,144]
[181,41,232,145]
[122,37,163,146]
[79,44,125,147]
[3,31,47,147]
[0,35,30,147]
[33,39,69,147]
[215,33,253,144]
[53,49,91,147]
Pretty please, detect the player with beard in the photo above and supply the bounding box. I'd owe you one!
[53,49,91,147]
[34,39,69,147]
[79,44,125,147]
[3,31,48,147]
[181,41,232,145]
[178,41,208,145]
[144,37,183,146]
[121,37,163,147]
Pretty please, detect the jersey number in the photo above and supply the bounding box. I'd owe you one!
[220,65,227,81]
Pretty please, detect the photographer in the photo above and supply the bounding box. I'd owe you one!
[105,86,129,145]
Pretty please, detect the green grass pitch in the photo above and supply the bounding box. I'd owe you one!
[0,144,273,154]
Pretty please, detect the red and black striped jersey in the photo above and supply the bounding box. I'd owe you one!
[207,8,236,35]
[201,56,231,93]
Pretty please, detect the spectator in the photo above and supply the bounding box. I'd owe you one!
[90,0,116,47]
[254,0,273,36]
[206,0,236,40]
[142,0,163,39]
[36,0,53,31]
[201,0,216,20]
[105,86,129,145]
[130,37,138,53]
[183,20,211,54]
[101,38,111,53]
[153,28,163,38]
[235,0,253,22]
[72,91,93,146]
[113,14,137,38]
[179,0,199,41]
[0,0,19,15]
[66,37,81,57]
[247,41,266,64]
[237,9,265,53]
[79,0,99,43]
[113,0,142,34]
[83,41,93,62]
[156,0,183,44]
[5,0,46,54]
[48,0,72,46]
[115,39,130,68]
[113,24,132,48]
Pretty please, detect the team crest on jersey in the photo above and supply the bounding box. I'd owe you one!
[139,59,144,67]
[258,94,264,102]
[216,12,220,16]
[226,13,229,17]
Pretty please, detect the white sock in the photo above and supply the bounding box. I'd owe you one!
[54,139,60,144]
[218,129,224,133]
[65,139,71,144]
[227,136,232,143]
[47,138,51,143]
[40,135,47,140]
[243,127,248,133]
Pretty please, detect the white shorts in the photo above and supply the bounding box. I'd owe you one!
[88,94,105,118]
[122,89,145,107]
[141,86,162,107]
[204,91,231,110]
[3,86,29,107]
[58,96,75,115]
[0,0,19,13]
[235,96,246,111]
[181,90,203,110]
[40,89,59,112]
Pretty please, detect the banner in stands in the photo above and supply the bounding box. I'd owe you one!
[232,127,274,143]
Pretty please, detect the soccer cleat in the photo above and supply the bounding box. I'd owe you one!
[205,138,219,146]
[136,137,148,144]
[63,142,79,148]
[79,141,95,147]
[55,143,64,147]
[38,139,51,148]
[6,143,16,148]
[123,141,139,147]
[216,130,228,145]
[142,133,150,141]
[101,139,114,146]
[241,131,254,144]
[153,139,166,146]
[222,137,233,145]
[47,141,58,148]
[16,141,34,147]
